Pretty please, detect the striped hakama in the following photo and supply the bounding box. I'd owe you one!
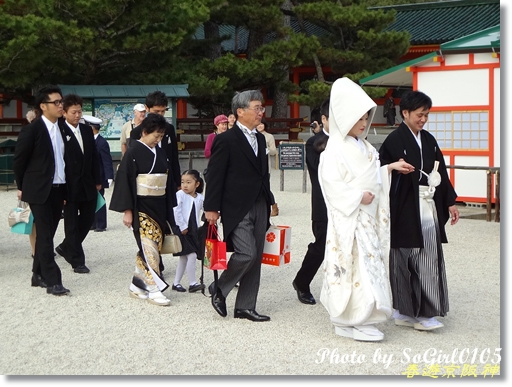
[389,185,449,318]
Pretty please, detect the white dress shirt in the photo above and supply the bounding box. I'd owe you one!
[66,121,84,153]
[42,116,66,184]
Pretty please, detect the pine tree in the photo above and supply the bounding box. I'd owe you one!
[0,0,220,103]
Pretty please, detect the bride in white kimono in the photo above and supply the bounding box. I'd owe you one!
[318,78,414,341]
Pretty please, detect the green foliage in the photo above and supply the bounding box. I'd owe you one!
[289,0,411,105]
[0,0,434,112]
[0,0,221,102]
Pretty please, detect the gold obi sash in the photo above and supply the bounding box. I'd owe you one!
[136,174,167,196]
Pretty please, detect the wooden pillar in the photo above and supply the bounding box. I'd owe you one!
[486,170,492,222]
[17,100,23,119]
[291,70,300,119]
[495,170,500,223]
[176,99,187,119]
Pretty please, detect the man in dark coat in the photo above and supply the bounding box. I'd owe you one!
[55,94,102,274]
[379,90,459,331]
[383,95,396,126]
[13,85,70,295]
[129,91,181,189]
[204,90,273,322]
[292,97,330,305]
[86,116,114,232]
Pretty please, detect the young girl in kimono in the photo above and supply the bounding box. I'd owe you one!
[172,170,205,293]
[110,114,177,306]
[318,78,414,341]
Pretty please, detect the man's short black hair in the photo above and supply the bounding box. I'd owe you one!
[145,91,168,109]
[62,94,83,111]
[34,85,62,113]
[399,90,432,118]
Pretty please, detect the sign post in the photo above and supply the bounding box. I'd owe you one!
[278,142,307,193]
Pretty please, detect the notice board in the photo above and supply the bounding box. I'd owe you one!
[278,142,305,170]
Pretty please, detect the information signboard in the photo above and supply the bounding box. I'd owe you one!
[278,142,305,170]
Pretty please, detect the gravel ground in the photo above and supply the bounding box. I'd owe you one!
[0,161,502,380]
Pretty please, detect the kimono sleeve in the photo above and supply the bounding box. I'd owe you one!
[318,150,363,217]
[109,149,136,213]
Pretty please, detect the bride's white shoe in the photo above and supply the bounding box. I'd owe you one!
[334,325,384,341]
[147,290,171,306]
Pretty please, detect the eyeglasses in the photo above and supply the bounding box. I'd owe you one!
[44,99,63,106]
[246,106,265,113]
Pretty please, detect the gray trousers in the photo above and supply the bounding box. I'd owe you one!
[217,192,268,310]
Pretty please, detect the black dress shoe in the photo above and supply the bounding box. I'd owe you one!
[188,283,205,293]
[46,284,70,296]
[292,280,316,305]
[55,245,67,258]
[31,274,47,288]
[209,282,227,317]
[172,284,186,292]
[73,264,90,274]
[94,228,106,232]
[234,309,271,322]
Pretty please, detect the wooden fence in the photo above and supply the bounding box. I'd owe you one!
[447,165,500,223]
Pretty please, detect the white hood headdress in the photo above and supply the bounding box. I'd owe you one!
[326,77,377,145]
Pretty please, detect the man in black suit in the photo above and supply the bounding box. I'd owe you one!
[86,116,114,232]
[292,98,330,305]
[55,94,101,274]
[13,85,70,295]
[204,90,273,322]
[129,91,181,189]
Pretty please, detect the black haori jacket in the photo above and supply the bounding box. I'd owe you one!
[379,123,457,248]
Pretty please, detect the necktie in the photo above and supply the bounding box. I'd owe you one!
[53,124,66,182]
[244,128,257,155]
[74,128,84,153]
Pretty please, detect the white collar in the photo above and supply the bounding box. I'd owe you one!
[236,121,256,133]
[66,121,80,131]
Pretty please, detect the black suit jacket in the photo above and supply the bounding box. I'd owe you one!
[59,120,101,202]
[95,134,114,189]
[204,125,272,245]
[130,120,181,188]
[13,117,68,203]
[379,122,457,247]
[306,131,328,222]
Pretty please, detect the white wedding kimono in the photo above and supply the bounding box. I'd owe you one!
[318,78,393,327]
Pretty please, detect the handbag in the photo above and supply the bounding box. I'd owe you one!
[203,224,227,270]
[160,222,183,255]
[8,200,31,227]
[262,225,291,266]
[9,201,34,235]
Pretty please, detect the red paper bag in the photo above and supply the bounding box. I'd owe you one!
[203,224,227,270]
[262,225,291,266]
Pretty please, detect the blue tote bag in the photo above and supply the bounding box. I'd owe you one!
[9,201,34,235]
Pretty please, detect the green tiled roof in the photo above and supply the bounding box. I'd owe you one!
[359,23,500,88]
[441,24,500,51]
[57,84,189,98]
[373,0,500,45]
[194,1,499,53]
[193,20,329,54]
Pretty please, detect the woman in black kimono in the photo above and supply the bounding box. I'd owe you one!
[110,114,177,306]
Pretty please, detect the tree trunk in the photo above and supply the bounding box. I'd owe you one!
[246,30,266,60]
[270,0,292,124]
[203,21,221,61]
[291,0,324,83]
[271,69,290,126]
